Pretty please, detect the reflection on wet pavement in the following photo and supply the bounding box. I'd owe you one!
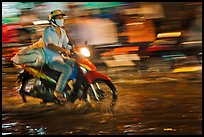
[2,66,202,135]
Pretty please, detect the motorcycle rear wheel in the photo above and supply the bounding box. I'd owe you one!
[19,78,57,104]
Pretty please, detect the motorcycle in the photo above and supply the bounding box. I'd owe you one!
[15,45,117,109]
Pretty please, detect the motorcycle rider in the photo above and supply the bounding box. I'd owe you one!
[42,9,77,102]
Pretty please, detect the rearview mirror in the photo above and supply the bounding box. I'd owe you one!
[85,40,88,45]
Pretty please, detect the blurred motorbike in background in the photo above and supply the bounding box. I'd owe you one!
[137,30,202,72]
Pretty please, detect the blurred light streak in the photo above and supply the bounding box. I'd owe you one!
[33,20,49,25]
[181,41,202,45]
[172,66,202,73]
[157,32,181,38]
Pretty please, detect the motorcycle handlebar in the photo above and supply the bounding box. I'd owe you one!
[61,50,79,59]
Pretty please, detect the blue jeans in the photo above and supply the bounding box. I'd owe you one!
[47,59,75,93]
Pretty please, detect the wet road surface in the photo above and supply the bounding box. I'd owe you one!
[2,66,202,135]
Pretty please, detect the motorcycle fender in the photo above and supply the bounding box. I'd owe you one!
[84,71,112,84]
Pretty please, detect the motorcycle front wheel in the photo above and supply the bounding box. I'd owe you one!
[85,79,117,112]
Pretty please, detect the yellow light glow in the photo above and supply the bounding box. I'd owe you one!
[157,32,181,38]
[80,48,90,57]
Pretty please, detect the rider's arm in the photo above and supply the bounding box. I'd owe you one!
[43,27,70,55]
[47,43,70,55]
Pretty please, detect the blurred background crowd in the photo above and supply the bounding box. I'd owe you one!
[2,2,202,72]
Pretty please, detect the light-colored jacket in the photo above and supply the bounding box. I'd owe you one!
[42,25,72,63]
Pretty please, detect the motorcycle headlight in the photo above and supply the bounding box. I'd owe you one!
[80,48,90,57]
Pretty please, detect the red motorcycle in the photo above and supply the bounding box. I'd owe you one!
[16,46,117,109]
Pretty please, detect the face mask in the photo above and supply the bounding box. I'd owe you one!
[53,19,64,27]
